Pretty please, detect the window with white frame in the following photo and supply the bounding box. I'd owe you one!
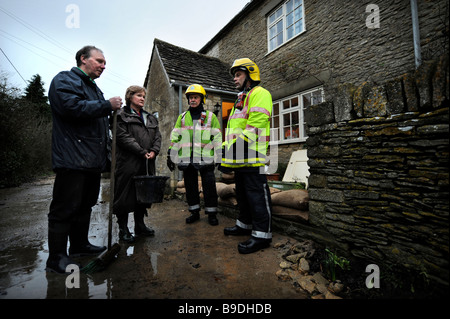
[268,0,305,52]
[270,87,324,143]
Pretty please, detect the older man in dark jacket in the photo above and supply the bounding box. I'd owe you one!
[46,45,122,274]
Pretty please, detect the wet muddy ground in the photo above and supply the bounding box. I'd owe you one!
[0,176,307,300]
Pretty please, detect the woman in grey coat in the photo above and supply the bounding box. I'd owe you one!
[114,85,161,243]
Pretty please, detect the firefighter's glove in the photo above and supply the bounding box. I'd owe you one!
[167,157,175,172]
[167,149,175,172]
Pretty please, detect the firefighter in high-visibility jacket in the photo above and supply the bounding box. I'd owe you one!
[221,58,273,254]
[167,84,222,225]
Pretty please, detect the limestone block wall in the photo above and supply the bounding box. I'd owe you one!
[304,55,449,287]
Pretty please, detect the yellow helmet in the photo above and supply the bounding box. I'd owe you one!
[230,58,261,82]
[186,84,206,104]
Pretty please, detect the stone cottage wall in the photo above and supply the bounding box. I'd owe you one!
[201,0,449,175]
[304,55,449,287]
[202,0,448,100]
[144,50,179,183]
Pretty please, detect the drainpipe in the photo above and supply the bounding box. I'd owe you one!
[177,84,183,181]
[178,84,183,116]
[410,0,422,68]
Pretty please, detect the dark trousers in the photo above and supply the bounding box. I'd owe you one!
[183,164,218,213]
[48,169,100,236]
[234,168,272,239]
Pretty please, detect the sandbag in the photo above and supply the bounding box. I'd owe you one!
[176,187,186,194]
[221,172,235,183]
[216,182,236,199]
[270,189,309,210]
[272,205,309,223]
[177,180,184,188]
[269,187,282,195]
[218,196,238,207]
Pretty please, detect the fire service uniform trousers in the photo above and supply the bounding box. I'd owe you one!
[234,167,272,239]
[183,164,218,215]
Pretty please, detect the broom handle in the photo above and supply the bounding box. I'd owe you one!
[108,110,117,250]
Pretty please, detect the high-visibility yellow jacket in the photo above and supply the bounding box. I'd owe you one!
[169,110,222,168]
[222,86,272,168]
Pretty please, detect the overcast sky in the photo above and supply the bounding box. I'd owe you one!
[0,0,249,99]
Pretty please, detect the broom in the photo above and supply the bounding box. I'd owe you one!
[82,110,121,274]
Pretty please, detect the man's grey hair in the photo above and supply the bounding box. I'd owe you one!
[75,45,103,67]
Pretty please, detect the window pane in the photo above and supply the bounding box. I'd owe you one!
[291,96,299,107]
[276,33,283,46]
[269,25,277,38]
[271,127,281,141]
[286,0,293,12]
[284,127,292,139]
[269,12,275,24]
[276,20,283,33]
[294,20,303,34]
[287,25,294,40]
[273,115,279,128]
[294,0,302,8]
[283,113,291,126]
[276,7,283,19]
[291,124,299,138]
[283,100,290,110]
[295,7,302,20]
[287,12,294,27]
[273,103,279,116]
[292,111,299,125]
[269,7,283,24]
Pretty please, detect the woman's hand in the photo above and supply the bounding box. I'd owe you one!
[145,151,156,159]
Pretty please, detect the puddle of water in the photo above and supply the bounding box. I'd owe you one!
[1,178,190,299]
[126,246,134,256]
[0,179,124,299]
[150,252,161,276]
[0,242,117,299]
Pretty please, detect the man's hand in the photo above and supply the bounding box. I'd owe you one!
[109,96,122,111]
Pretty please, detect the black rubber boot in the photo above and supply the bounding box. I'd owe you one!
[237,237,271,254]
[134,210,155,237]
[186,210,200,224]
[46,223,80,274]
[208,213,219,226]
[117,214,135,243]
[224,225,252,236]
[69,216,106,257]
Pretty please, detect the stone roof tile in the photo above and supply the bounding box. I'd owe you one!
[154,38,237,93]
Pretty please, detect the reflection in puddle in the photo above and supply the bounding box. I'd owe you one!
[126,246,134,256]
[0,242,113,299]
[150,252,160,276]
[1,178,167,299]
[0,179,119,299]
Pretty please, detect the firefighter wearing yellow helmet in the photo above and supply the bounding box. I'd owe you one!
[167,84,222,225]
[221,58,273,254]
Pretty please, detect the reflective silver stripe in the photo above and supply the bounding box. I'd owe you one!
[252,230,272,239]
[205,207,217,213]
[263,183,271,233]
[188,204,200,211]
[236,219,252,229]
